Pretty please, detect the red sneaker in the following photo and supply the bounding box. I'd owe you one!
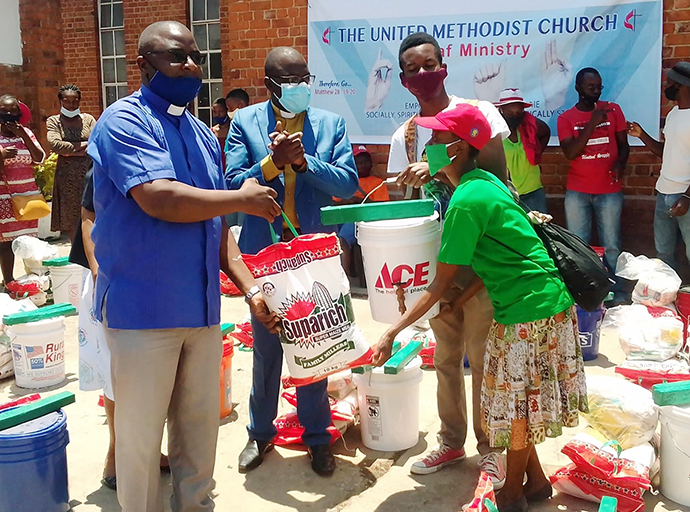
[410,444,466,475]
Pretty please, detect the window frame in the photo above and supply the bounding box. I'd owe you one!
[190,0,223,127]
[98,0,128,108]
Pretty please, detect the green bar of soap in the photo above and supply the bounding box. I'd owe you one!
[4,303,77,326]
[0,391,75,431]
[220,323,235,335]
[353,342,402,374]
[384,341,422,375]
[653,380,690,406]
[598,496,617,512]
[320,200,435,226]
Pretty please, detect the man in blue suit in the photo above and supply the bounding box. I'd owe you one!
[225,47,358,476]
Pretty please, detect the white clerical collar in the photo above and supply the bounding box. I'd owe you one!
[279,109,296,119]
[167,104,186,116]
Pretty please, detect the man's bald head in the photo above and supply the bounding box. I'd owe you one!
[264,47,308,78]
[138,21,191,55]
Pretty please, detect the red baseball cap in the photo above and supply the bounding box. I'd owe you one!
[353,145,369,157]
[415,104,491,150]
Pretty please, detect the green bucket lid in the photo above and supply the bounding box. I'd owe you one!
[320,200,435,226]
[42,256,71,267]
[4,303,77,326]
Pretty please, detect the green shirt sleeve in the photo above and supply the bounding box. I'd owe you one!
[438,204,487,266]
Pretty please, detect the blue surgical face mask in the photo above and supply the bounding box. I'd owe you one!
[213,115,229,126]
[61,107,81,118]
[276,82,311,114]
[147,70,202,107]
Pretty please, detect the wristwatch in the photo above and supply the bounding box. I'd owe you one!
[244,285,261,304]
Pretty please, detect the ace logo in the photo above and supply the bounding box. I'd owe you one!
[375,262,430,289]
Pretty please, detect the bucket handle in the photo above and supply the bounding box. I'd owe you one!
[664,416,690,460]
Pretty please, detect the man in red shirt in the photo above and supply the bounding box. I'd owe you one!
[558,67,629,301]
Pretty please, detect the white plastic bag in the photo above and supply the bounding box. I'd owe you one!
[11,235,59,262]
[581,375,658,449]
[616,252,682,307]
[603,305,683,361]
[0,294,37,334]
[243,234,373,387]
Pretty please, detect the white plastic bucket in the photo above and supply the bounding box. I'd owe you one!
[353,356,423,451]
[8,317,66,389]
[357,213,441,324]
[660,404,690,506]
[49,264,83,310]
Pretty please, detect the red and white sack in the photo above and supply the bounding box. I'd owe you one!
[615,359,690,389]
[244,234,373,387]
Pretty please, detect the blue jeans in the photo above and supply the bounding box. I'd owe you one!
[654,192,690,271]
[564,190,623,296]
[520,188,548,214]
[248,315,332,447]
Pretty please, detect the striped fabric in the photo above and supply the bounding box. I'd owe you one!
[0,130,43,242]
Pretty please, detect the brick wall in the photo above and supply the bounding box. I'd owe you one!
[0,0,65,147]
[225,0,307,103]
[61,0,101,117]
[122,0,188,91]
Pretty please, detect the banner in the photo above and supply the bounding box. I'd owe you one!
[308,0,662,145]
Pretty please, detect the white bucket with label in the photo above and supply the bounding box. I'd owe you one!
[660,404,690,506]
[353,356,423,451]
[357,213,441,324]
[8,316,66,389]
[44,258,83,311]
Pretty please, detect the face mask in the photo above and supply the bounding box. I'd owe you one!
[276,82,311,114]
[401,68,448,102]
[426,140,461,177]
[0,113,21,124]
[147,70,202,107]
[61,107,81,118]
[665,85,679,101]
[505,114,524,130]
[213,115,229,126]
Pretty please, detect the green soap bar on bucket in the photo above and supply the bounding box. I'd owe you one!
[4,303,77,326]
[383,341,422,375]
[653,380,690,406]
[320,200,435,226]
[42,257,72,267]
[0,391,75,431]
[353,342,402,374]
[220,323,235,335]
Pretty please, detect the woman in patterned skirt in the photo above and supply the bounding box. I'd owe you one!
[374,104,587,512]
[47,84,96,241]
[0,95,46,285]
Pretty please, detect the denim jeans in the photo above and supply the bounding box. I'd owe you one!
[654,192,690,271]
[564,190,623,296]
[520,187,548,214]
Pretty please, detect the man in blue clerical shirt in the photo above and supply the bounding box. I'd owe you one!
[87,21,282,512]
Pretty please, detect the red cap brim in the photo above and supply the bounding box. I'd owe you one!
[414,116,452,132]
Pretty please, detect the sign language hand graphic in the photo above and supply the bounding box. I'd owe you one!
[473,60,507,103]
[365,49,394,112]
[541,39,573,110]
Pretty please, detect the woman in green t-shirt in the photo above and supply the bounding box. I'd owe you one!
[374,104,587,512]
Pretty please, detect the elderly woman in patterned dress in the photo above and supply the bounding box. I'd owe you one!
[0,95,46,285]
[47,84,97,241]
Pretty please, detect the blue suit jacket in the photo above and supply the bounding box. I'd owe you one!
[224,101,358,254]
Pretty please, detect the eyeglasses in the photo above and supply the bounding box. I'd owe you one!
[270,74,316,86]
[145,49,207,65]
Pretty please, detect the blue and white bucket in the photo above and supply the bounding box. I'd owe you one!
[0,408,70,512]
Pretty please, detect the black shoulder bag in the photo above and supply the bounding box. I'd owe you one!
[480,178,611,312]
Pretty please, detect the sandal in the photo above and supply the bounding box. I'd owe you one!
[525,483,552,503]
[102,476,117,490]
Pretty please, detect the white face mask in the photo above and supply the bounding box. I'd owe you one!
[61,107,81,118]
